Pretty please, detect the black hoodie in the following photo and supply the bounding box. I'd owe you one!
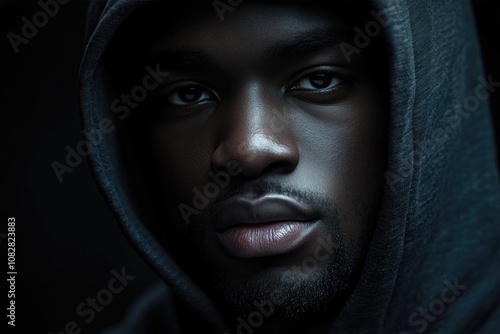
[78,1,500,333]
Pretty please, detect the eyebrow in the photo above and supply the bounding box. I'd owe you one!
[143,49,218,71]
[144,28,352,70]
[267,28,352,60]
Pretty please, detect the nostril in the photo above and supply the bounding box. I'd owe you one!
[211,133,300,178]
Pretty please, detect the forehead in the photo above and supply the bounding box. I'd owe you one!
[156,4,347,45]
[106,1,381,84]
[113,1,371,52]
[148,5,353,70]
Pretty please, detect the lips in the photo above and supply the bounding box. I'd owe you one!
[214,194,319,258]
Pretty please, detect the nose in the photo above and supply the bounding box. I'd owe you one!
[211,87,299,179]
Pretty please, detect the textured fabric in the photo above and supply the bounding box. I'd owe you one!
[78,0,500,333]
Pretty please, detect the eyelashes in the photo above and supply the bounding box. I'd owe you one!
[153,65,355,115]
[167,85,215,105]
[286,66,350,104]
[289,72,343,91]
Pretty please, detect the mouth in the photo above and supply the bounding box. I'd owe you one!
[214,194,319,258]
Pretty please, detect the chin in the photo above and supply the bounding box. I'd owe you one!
[209,244,360,322]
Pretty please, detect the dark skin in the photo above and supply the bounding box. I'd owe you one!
[116,2,388,333]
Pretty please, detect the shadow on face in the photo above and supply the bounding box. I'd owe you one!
[104,0,389,327]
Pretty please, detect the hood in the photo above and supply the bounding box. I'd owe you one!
[78,1,500,333]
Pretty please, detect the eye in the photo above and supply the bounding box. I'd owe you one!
[290,72,343,91]
[167,84,215,106]
[286,66,355,104]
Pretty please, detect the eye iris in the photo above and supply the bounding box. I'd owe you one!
[179,86,202,102]
[310,73,332,89]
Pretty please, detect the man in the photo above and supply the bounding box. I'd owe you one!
[78,1,500,333]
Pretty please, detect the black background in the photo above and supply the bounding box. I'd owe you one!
[2,1,158,333]
[2,1,499,333]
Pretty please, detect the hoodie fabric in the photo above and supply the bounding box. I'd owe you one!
[78,0,500,333]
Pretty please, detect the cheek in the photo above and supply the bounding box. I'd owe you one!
[295,101,386,192]
[296,123,385,204]
[151,125,214,202]
[293,92,387,238]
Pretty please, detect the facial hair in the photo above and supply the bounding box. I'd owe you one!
[186,180,374,322]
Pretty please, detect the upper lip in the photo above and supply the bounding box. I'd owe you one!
[213,194,317,231]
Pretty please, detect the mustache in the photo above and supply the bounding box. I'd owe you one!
[195,179,337,226]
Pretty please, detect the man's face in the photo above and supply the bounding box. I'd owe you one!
[134,2,387,320]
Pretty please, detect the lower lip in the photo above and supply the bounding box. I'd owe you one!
[217,221,317,258]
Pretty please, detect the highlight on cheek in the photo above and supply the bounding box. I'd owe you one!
[116,8,388,328]
[69,0,500,333]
